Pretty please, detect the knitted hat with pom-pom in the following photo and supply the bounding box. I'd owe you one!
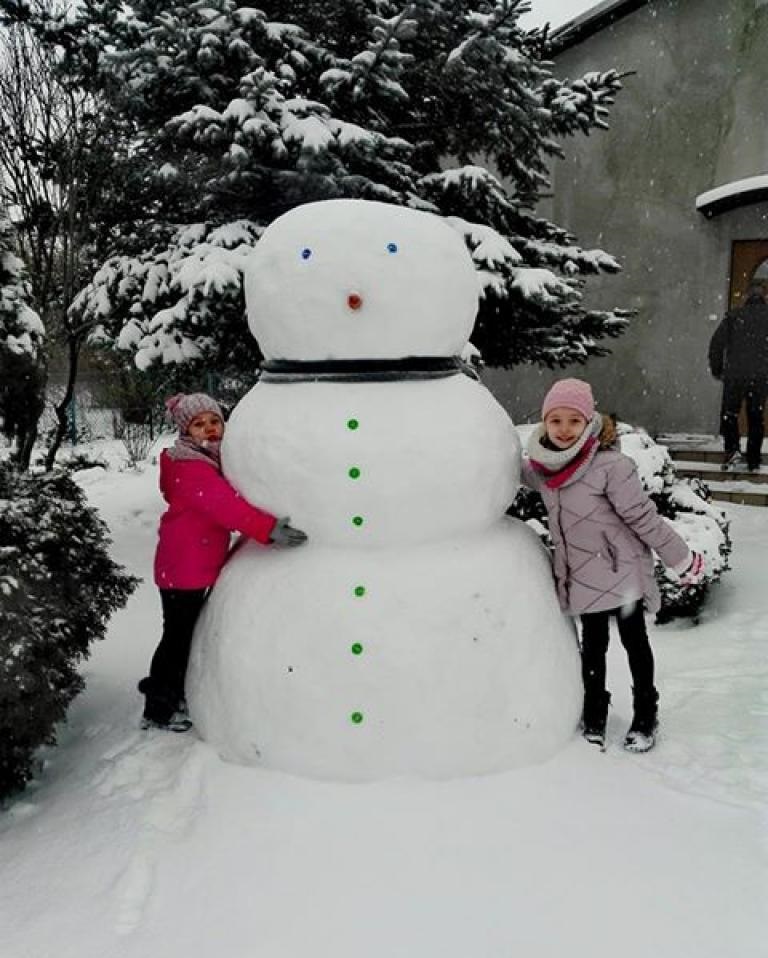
[165,393,224,434]
[541,378,595,422]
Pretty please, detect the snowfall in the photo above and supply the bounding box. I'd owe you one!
[1,438,765,958]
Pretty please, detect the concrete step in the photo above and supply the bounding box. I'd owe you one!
[669,449,725,464]
[670,462,768,506]
[688,482,768,506]
[653,438,768,504]
[672,461,768,485]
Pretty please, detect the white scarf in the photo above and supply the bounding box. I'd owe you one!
[167,436,222,469]
[526,413,603,471]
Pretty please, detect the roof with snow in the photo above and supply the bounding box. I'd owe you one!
[696,176,768,217]
[548,0,650,53]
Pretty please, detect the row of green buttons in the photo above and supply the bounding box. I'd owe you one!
[350,625,364,722]
[349,417,365,724]
[348,421,364,528]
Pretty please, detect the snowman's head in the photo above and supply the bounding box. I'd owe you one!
[244,199,479,361]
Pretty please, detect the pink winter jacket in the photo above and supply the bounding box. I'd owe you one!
[154,450,277,590]
[522,446,691,615]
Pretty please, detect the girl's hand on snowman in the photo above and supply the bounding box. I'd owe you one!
[270,516,308,547]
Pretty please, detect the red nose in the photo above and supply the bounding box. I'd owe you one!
[347,292,363,310]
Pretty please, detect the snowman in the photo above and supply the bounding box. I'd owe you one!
[186,199,581,781]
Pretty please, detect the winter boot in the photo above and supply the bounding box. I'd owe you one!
[582,690,611,748]
[720,451,744,472]
[140,712,193,733]
[623,687,659,753]
[138,677,193,733]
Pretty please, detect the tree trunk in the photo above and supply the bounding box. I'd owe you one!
[44,336,81,471]
[16,418,39,471]
[15,367,44,471]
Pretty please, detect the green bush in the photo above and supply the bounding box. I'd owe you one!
[0,464,138,800]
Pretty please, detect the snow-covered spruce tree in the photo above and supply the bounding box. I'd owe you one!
[45,0,632,375]
[0,464,137,800]
[508,422,732,622]
[0,217,45,470]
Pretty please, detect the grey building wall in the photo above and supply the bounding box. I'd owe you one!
[486,0,768,435]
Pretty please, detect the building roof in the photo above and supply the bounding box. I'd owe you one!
[696,176,768,217]
[548,0,650,54]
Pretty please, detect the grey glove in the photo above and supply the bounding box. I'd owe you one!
[270,516,308,547]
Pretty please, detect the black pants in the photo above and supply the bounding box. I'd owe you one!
[580,601,655,696]
[720,376,767,468]
[142,588,208,721]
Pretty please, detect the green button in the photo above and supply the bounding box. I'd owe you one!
[348,467,361,479]
[350,711,364,724]
[354,585,366,597]
[352,516,364,527]
[347,419,359,430]
[351,643,363,655]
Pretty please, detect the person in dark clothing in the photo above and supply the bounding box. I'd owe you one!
[708,282,768,472]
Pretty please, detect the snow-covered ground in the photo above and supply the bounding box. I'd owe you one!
[1,443,765,958]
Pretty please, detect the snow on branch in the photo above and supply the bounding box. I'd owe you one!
[539,70,623,135]
[526,239,621,275]
[446,215,522,269]
[0,239,44,360]
[77,220,264,370]
[510,267,572,303]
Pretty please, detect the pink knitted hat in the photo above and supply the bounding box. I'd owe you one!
[541,378,595,421]
[165,393,224,434]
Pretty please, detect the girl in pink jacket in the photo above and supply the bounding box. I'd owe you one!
[139,393,307,731]
[522,379,703,753]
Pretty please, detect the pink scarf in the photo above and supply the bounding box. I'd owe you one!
[167,436,222,469]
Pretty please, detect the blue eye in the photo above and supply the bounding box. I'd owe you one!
[301,248,312,260]
[386,242,398,254]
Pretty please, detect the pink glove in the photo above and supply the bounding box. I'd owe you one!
[680,551,704,586]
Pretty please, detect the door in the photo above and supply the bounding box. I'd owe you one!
[729,240,768,308]
[728,241,768,435]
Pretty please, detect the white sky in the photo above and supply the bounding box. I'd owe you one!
[519,0,600,29]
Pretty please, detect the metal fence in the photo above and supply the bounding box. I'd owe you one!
[39,385,117,443]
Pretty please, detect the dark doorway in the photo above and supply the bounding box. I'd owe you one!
[729,240,768,307]
[729,240,768,433]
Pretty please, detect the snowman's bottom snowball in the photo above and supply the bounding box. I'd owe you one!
[186,520,582,781]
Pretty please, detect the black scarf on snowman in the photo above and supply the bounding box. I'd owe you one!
[259,356,464,382]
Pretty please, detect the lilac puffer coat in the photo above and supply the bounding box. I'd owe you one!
[522,445,690,615]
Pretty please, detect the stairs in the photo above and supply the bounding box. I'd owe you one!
[658,437,768,506]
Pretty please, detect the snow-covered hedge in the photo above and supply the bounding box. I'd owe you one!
[0,465,137,800]
[617,424,730,622]
[509,422,731,623]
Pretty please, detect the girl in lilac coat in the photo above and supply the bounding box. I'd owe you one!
[522,379,703,752]
[139,393,307,731]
